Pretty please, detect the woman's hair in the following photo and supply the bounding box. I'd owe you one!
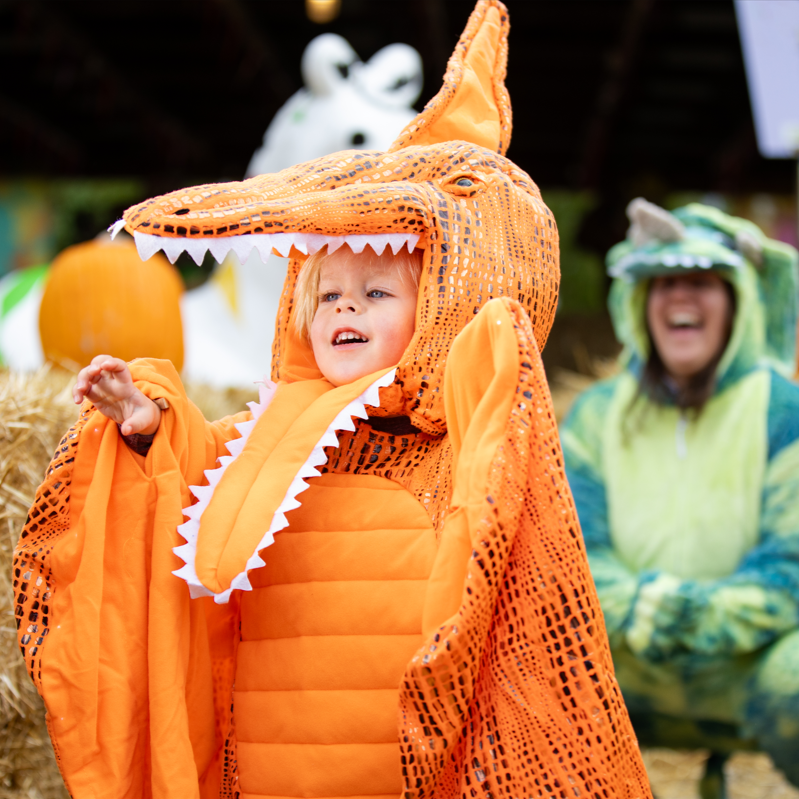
[293,244,423,342]
[637,276,736,413]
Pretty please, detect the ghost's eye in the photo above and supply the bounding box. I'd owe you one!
[456,178,473,187]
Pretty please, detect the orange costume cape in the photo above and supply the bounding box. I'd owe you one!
[15,3,652,797]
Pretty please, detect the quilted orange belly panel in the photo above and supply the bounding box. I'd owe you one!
[234,472,438,799]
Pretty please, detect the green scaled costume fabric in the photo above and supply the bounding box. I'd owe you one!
[560,203,799,778]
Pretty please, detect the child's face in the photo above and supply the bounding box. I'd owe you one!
[310,251,418,387]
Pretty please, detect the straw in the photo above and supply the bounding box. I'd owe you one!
[0,367,74,799]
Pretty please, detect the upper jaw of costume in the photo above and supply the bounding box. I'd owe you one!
[115,221,421,268]
[110,147,457,266]
[114,141,556,434]
[127,225,421,267]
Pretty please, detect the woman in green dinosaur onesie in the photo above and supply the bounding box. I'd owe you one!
[560,198,799,783]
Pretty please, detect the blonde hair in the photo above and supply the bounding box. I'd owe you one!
[293,244,423,342]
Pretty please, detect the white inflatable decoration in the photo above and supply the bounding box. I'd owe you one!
[0,34,422,386]
[246,34,423,177]
[0,269,46,371]
[181,34,422,386]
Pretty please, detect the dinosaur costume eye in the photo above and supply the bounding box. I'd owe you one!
[440,173,485,197]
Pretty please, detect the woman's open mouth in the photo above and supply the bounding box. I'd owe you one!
[666,311,703,331]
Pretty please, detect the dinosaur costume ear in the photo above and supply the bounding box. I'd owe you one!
[388,0,511,155]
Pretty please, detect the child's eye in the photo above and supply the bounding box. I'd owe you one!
[320,292,340,302]
[367,289,388,298]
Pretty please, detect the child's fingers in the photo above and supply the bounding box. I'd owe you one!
[87,355,127,381]
[73,365,98,403]
[90,354,119,368]
[86,358,132,390]
[93,358,134,388]
[86,364,103,381]
[87,356,125,380]
[92,356,128,374]
[73,357,131,405]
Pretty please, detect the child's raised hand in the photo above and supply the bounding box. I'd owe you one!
[73,356,161,436]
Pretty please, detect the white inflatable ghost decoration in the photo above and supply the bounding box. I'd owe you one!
[180,34,423,386]
[247,34,423,176]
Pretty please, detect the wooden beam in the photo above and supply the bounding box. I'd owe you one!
[208,0,297,103]
[412,0,450,102]
[577,0,655,189]
[0,92,83,167]
[26,0,209,167]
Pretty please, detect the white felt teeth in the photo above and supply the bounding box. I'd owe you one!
[234,419,257,438]
[345,236,368,254]
[172,368,397,604]
[133,231,165,262]
[183,239,209,266]
[225,437,247,458]
[162,238,188,265]
[208,238,234,264]
[131,229,420,264]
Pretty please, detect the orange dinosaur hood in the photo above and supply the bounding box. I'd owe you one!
[119,0,559,435]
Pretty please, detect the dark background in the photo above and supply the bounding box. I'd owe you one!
[1,0,796,366]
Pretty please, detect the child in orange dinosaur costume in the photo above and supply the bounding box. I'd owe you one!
[14,3,652,798]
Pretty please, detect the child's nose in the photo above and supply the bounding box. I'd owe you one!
[335,294,361,313]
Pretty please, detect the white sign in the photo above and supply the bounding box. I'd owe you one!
[735,0,799,158]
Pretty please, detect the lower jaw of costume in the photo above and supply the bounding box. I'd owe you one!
[108,220,421,266]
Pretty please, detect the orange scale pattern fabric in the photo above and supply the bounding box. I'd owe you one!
[13,409,97,782]
[14,2,652,797]
[400,302,640,797]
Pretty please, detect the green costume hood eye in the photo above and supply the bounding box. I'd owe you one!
[606,199,799,383]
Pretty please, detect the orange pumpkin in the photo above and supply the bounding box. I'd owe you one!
[39,236,184,371]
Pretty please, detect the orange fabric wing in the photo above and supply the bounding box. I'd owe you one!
[399,299,651,798]
[13,359,245,799]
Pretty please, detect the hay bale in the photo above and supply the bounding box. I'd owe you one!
[0,367,75,799]
[641,748,799,799]
[184,382,257,427]
[549,357,619,422]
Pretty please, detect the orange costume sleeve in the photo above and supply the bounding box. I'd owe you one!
[13,359,246,798]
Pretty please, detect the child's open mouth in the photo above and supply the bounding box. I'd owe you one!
[333,329,369,347]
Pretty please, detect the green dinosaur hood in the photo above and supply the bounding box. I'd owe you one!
[607,202,799,388]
